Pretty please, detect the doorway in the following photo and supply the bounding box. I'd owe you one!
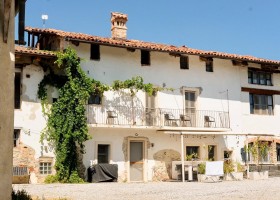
[129,140,145,182]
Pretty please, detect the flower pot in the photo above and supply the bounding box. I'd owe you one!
[224,172,243,181]
[248,171,268,180]
[197,174,207,182]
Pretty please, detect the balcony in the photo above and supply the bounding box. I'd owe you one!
[86,105,230,130]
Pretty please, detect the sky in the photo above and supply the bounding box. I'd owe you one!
[19,0,280,60]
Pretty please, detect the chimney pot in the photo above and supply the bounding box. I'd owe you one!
[111,12,128,39]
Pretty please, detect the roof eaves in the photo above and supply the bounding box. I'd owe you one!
[25,27,280,66]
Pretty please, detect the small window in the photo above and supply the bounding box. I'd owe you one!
[39,162,52,174]
[186,146,199,160]
[141,50,150,66]
[88,94,102,105]
[208,145,216,161]
[206,58,213,72]
[14,129,20,147]
[249,93,273,115]
[14,72,21,109]
[180,56,189,69]
[98,144,110,164]
[90,44,100,60]
[248,69,272,86]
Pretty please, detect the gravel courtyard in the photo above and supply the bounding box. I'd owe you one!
[14,177,280,200]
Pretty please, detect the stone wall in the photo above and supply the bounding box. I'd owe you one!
[152,149,180,181]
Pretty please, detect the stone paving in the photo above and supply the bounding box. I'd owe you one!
[13,177,280,200]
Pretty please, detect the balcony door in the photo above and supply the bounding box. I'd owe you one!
[184,91,196,126]
[145,93,157,126]
[129,140,145,182]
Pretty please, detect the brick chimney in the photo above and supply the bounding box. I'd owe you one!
[111,12,128,39]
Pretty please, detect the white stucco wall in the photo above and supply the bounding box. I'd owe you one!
[72,42,280,135]
[14,64,55,159]
[83,128,238,181]
[14,41,280,182]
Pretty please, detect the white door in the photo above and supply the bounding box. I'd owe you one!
[129,141,144,182]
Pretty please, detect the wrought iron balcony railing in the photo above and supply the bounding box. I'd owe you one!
[86,105,230,129]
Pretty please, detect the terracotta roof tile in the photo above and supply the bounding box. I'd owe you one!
[25,27,280,65]
[15,45,56,57]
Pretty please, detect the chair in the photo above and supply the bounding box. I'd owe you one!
[106,111,119,124]
[204,115,216,127]
[164,113,179,126]
[180,114,192,127]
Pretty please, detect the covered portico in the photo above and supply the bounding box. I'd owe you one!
[158,128,278,182]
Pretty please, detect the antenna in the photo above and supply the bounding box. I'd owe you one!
[41,14,48,28]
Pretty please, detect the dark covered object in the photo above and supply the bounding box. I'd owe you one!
[87,164,118,182]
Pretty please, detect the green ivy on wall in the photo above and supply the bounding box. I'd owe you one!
[38,47,92,182]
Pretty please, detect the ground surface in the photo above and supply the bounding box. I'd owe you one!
[13,177,280,200]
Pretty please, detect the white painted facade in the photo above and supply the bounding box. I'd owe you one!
[14,30,280,183]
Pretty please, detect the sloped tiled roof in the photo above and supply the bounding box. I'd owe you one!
[25,27,280,65]
[15,45,56,57]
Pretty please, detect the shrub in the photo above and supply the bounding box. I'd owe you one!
[12,189,32,200]
[198,163,205,174]
[68,171,84,183]
[44,175,59,183]
[237,162,245,172]
[224,160,234,174]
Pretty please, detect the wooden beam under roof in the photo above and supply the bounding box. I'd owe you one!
[232,60,248,66]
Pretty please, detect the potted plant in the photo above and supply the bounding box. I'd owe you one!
[223,160,243,181]
[186,153,198,161]
[245,138,269,180]
[197,162,206,182]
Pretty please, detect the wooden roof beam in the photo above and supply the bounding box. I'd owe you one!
[232,60,248,66]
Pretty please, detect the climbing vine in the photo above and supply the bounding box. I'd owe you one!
[38,47,172,183]
[112,76,170,96]
[38,47,92,183]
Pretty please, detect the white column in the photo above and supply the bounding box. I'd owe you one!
[181,133,185,182]
[246,138,249,179]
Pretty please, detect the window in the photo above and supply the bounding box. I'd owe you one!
[14,72,21,109]
[247,142,271,163]
[98,144,110,163]
[206,58,213,72]
[141,50,150,66]
[14,129,20,147]
[39,162,52,174]
[186,146,199,160]
[90,44,100,60]
[208,145,216,161]
[248,69,272,86]
[249,93,273,115]
[88,93,102,105]
[180,56,189,69]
